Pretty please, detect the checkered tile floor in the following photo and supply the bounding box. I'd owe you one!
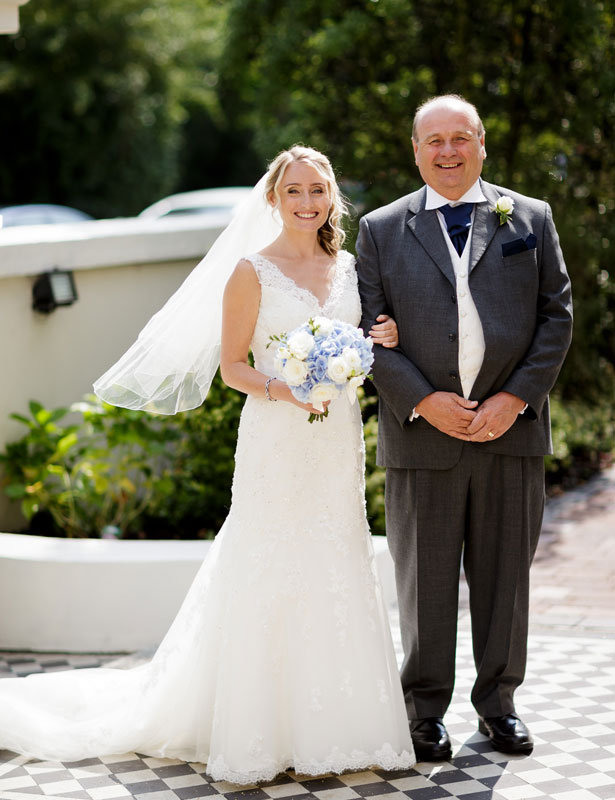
[1,622,614,800]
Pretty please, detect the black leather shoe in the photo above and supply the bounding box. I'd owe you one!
[410,717,452,761]
[478,713,534,754]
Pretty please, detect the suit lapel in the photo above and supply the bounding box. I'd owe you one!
[470,181,500,272]
[406,189,456,287]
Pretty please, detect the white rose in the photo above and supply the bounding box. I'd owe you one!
[287,330,315,360]
[312,316,334,336]
[277,345,291,360]
[341,346,362,373]
[282,357,309,386]
[346,375,365,404]
[496,196,514,214]
[327,355,352,383]
[310,382,340,411]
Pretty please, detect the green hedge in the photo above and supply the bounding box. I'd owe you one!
[545,395,615,489]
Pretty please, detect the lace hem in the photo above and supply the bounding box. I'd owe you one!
[207,742,415,785]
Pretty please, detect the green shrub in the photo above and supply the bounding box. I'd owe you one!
[363,413,386,536]
[143,374,243,539]
[545,395,615,489]
[0,398,176,537]
[0,374,244,539]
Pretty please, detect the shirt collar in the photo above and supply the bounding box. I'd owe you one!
[424,180,487,210]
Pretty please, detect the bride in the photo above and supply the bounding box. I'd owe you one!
[0,146,414,784]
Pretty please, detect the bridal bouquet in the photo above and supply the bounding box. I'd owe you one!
[269,317,374,422]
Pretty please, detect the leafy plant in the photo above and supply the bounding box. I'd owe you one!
[0,397,177,537]
[144,374,243,538]
[0,373,244,539]
[545,395,615,489]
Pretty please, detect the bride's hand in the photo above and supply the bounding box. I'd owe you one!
[268,379,330,416]
[369,314,398,348]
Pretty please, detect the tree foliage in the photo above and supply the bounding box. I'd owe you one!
[0,0,225,216]
[223,0,615,404]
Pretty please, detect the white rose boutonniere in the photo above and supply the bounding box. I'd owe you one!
[492,195,514,226]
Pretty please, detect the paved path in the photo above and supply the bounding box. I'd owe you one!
[458,464,615,636]
[530,464,615,634]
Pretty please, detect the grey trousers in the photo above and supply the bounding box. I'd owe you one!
[385,445,544,720]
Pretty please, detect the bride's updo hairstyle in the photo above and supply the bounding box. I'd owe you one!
[265,145,348,257]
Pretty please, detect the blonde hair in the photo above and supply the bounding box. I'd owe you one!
[265,145,348,257]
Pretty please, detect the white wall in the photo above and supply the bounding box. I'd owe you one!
[0,533,212,651]
[0,0,29,33]
[0,533,397,652]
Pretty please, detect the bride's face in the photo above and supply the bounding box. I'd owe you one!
[272,161,331,233]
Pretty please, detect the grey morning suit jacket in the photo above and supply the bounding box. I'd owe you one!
[356,179,573,470]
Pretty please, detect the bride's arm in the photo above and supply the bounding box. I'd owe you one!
[220,260,327,414]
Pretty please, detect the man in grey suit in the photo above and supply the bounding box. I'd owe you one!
[356,95,573,761]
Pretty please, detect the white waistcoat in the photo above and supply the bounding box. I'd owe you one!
[437,213,485,399]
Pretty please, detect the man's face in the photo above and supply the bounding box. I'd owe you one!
[412,104,486,201]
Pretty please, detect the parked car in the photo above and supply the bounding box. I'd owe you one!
[138,187,253,221]
[0,204,94,227]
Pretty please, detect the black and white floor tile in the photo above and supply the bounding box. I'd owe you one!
[1,623,614,800]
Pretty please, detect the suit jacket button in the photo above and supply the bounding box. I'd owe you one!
[449,370,458,379]
[448,332,457,342]
[451,295,457,303]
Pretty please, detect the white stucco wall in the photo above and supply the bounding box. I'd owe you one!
[0,0,29,33]
[0,533,396,652]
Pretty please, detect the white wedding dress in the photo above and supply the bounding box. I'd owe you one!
[0,251,414,784]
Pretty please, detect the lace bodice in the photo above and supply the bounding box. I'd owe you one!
[247,250,361,375]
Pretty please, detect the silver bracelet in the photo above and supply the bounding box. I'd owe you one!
[265,376,277,401]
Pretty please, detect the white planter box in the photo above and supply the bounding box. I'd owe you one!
[0,533,396,653]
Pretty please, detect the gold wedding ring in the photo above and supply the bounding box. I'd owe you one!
[487,431,495,438]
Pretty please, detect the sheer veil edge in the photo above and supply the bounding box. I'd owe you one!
[93,174,281,415]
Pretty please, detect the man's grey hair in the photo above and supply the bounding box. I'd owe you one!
[412,94,485,142]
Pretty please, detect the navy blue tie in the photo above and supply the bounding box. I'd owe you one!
[439,202,474,256]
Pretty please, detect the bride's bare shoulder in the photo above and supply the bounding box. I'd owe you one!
[224,258,260,295]
[233,256,260,275]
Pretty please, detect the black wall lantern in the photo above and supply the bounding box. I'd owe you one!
[32,269,78,313]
